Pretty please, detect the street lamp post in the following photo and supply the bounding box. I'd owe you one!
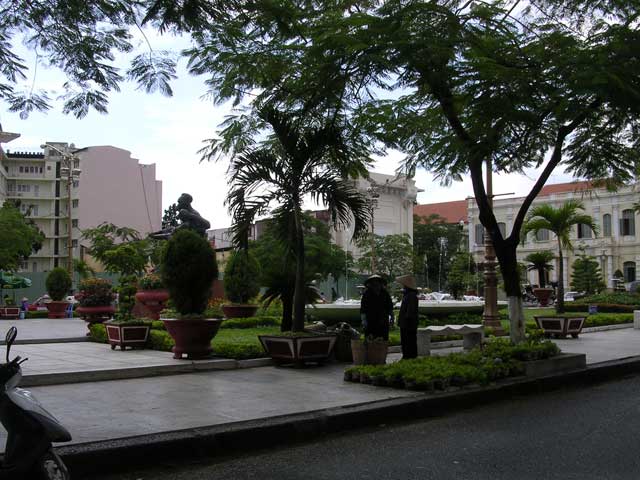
[41,144,81,275]
[482,159,504,335]
[367,181,380,273]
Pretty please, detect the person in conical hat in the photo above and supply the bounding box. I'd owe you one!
[360,274,393,340]
[396,274,418,359]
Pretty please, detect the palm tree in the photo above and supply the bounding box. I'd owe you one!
[522,201,597,314]
[227,106,371,331]
[524,251,555,288]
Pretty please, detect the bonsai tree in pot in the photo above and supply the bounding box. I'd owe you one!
[45,267,72,318]
[135,273,169,320]
[222,249,261,318]
[76,277,115,330]
[161,229,221,359]
[524,251,555,306]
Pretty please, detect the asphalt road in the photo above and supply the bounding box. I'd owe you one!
[92,375,640,480]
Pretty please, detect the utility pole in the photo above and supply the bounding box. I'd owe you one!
[367,181,379,274]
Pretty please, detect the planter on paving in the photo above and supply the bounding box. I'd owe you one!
[135,289,170,321]
[350,339,388,365]
[76,305,115,332]
[105,321,151,350]
[163,318,224,359]
[532,288,554,307]
[534,315,586,338]
[222,304,259,319]
[259,333,337,365]
[45,301,69,319]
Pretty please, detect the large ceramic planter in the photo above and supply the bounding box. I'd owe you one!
[532,288,554,307]
[222,304,259,319]
[534,315,586,338]
[163,318,224,359]
[76,305,115,332]
[45,301,69,319]
[105,321,151,350]
[258,333,337,365]
[135,289,170,320]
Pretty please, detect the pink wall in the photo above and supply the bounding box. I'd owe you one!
[76,146,162,242]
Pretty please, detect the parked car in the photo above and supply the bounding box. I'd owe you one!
[563,291,585,302]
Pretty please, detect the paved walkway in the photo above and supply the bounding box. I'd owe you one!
[0,326,638,452]
[0,317,88,341]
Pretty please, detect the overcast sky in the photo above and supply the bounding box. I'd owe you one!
[0,33,576,230]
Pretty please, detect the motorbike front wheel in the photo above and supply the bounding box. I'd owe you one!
[35,449,70,480]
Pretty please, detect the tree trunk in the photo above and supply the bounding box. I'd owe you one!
[281,289,293,332]
[495,245,526,343]
[538,266,546,288]
[556,240,565,314]
[292,205,306,332]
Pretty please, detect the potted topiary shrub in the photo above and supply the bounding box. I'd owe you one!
[105,274,152,350]
[161,229,222,359]
[222,250,261,318]
[76,278,115,331]
[45,267,72,318]
[135,273,169,320]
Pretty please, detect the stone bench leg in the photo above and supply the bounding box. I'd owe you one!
[417,330,431,356]
[462,332,483,350]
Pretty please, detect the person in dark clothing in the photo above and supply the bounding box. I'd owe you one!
[360,275,393,341]
[397,274,419,359]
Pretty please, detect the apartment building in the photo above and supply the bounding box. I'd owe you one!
[0,127,162,273]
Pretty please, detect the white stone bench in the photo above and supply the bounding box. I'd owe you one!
[417,324,484,356]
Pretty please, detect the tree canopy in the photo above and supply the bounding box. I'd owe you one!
[0,202,45,271]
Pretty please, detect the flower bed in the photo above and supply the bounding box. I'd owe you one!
[344,337,561,391]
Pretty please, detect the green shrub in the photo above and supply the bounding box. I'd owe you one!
[46,267,72,301]
[224,250,260,304]
[575,292,640,306]
[89,323,108,343]
[26,311,50,319]
[213,343,267,359]
[564,303,636,313]
[78,278,113,307]
[221,316,280,329]
[583,313,633,327]
[138,273,164,290]
[150,320,166,330]
[149,330,175,351]
[161,229,218,316]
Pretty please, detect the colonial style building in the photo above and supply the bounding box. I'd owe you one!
[416,180,640,289]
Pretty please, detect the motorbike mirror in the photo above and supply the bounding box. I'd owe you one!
[5,327,17,362]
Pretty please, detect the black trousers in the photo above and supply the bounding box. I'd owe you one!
[400,327,417,359]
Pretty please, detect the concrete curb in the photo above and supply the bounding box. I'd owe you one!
[58,354,640,478]
[20,357,273,387]
[1,337,90,345]
[582,323,633,333]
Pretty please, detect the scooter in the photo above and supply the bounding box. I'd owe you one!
[0,327,72,479]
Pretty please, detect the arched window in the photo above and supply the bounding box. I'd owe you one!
[603,214,612,237]
[624,261,636,282]
[498,222,506,238]
[535,229,550,241]
[577,224,592,239]
[475,224,484,245]
[621,209,636,236]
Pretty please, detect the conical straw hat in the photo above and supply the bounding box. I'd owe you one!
[396,274,417,290]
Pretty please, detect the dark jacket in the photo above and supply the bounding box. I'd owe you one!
[360,288,393,332]
[398,288,419,330]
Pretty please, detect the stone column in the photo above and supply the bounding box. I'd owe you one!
[607,255,614,289]
[613,206,620,239]
[468,211,475,251]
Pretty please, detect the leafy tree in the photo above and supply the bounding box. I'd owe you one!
[524,251,555,289]
[447,252,478,300]
[45,267,72,301]
[356,233,413,284]
[522,201,597,314]
[162,203,180,230]
[413,214,464,289]
[571,251,606,295]
[0,202,44,271]
[73,259,96,280]
[224,106,370,332]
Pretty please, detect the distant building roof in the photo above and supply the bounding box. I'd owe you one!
[6,151,44,159]
[414,200,468,224]
[538,180,593,196]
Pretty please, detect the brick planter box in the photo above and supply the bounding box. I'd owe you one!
[105,321,151,350]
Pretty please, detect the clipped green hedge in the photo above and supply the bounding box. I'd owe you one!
[583,313,633,327]
[220,316,280,329]
[575,292,640,306]
[345,337,560,390]
[564,303,636,313]
[26,311,50,319]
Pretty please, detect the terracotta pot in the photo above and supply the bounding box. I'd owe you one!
[105,321,151,350]
[162,318,223,360]
[259,333,337,365]
[222,304,259,319]
[45,301,69,319]
[135,289,170,320]
[76,305,115,325]
[532,288,554,307]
